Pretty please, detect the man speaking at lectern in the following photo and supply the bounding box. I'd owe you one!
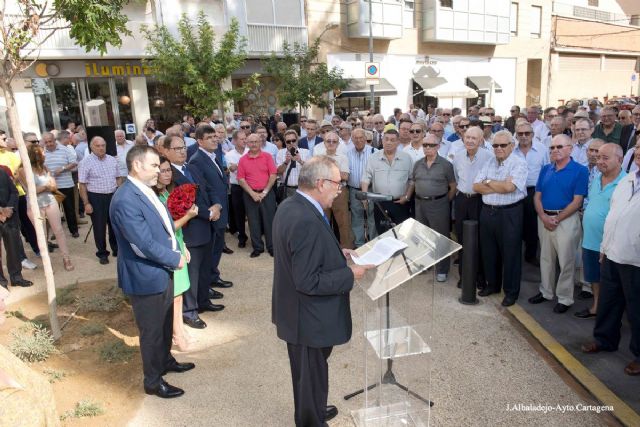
[272,156,373,426]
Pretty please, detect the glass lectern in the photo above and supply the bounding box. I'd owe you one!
[349,218,462,426]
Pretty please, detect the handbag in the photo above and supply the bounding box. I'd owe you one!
[53,190,66,204]
[276,163,295,204]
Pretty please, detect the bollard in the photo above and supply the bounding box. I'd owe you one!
[459,220,479,305]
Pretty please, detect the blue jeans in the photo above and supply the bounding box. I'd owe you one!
[349,187,377,247]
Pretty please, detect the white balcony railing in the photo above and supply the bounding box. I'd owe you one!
[246,24,308,55]
[552,2,638,27]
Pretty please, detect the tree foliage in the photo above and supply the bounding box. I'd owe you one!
[142,12,259,118]
[264,39,347,110]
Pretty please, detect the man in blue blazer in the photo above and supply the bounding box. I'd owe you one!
[189,125,234,290]
[110,145,193,399]
[297,119,322,151]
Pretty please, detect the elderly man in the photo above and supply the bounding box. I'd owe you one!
[540,117,566,148]
[276,130,311,199]
[527,106,546,143]
[115,129,134,179]
[473,130,528,306]
[347,129,377,247]
[413,133,456,282]
[226,130,249,248]
[322,132,353,249]
[362,129,413,234]
[529,134,589,313]
[572,118,595,167]
[593,107,623,145]
[619,105,640,154]
[618,110,632,127]
[575,143,625,319]
[397,119,413,151]
[73,127,88,162]
[505,105,520,133]
[513,122,550,265]
[43,132,79,238]
[338,122,353,150]
[403,121,426,164]
[446,115,464,143]
[238,133,277,258]
[444,117,471,160]
[78,136,122,264]
[371,114,386,148]
[581,145,640,376]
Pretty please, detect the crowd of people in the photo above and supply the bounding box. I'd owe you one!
[0,97,638,400]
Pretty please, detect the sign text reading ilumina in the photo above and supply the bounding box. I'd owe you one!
[84,63,152,77]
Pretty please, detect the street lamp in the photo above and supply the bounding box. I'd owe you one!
[318,22,339,40]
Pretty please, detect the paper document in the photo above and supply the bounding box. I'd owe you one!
[352,237,408,266]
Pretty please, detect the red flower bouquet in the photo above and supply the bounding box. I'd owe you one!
[167,183,198,221]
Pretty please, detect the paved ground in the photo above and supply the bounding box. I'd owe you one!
[4,223,617,426]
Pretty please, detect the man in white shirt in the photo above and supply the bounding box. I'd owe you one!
[527,106,547,143]
[322,131,353,249]
[403,121,426,165]
[115,130,134,178]
[572,118,594,167]
[225,130,249,248]
[256,125,278,162]
[276,130,310,199]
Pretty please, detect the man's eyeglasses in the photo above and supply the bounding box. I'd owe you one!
[169,146,187,151]
[320,178,344,189]
[492,143,510,149]
[429,129,444,133]
[285,139,297,144]
[374,121,384,125]
[549,144,568,150]
[574,128,590,132]
[325,139,339,144]
[409,129,422,134]
[516,131,532,137]
[26,139,39,143]
[492,120,502,124]
[459,124,470,129]
[486,113,495,116]
[588,148,600,153]
[510,110,517,113]
[442,113,451,116]
[422,143,439,148]
[300,119,308,123]
[240,125,251,129]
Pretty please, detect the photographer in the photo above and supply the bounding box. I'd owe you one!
[276,130,311,199]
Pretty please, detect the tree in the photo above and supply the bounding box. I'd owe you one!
[0,0,131,339]
[142,12,259,119]
[264,38,347,111]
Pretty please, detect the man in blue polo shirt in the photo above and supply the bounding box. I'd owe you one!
[575,143,625,319]
[529,134,589,313]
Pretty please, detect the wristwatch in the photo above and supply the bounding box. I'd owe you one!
[483,179,492,185]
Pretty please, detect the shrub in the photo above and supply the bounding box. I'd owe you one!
[99,341,135,363]
[43,368,67,383]
[60,400,104,420]
[9,322,57,362]
[79,322,107,336]
[56,286,77,306]
[78,289,124,313]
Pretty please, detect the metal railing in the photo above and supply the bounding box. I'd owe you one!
[246,23,308,55]
[553,2,638,27]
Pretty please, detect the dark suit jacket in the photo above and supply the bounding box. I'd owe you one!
[620,124,636,154]
[187,142,225,165]
[0,168,19,226]
[171,164,213,247]
[188,148,229,230]
[109,179,181,295]
[272,193,354,348]
[298,136,323,151]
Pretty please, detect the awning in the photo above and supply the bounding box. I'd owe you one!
[467,76,503,94]
[413,76,448,91]
[338,78,397,98]
[423,82,478,99]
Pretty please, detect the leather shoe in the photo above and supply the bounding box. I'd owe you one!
[553,303,571,313]
[574,308,596,319]
[11,279,33,287]
[624,360,640,376]
[183,316,207,329]
[208,288,224,299]
[198,302,225,313]
[326,405,338,422]
[144,381,184,398]
[581,342,601,354]
[163,361,195,375]
[211,279,233,288]
[238,241,246,248]
[478,287,497,297]
[72,232,80,238]
[99,257,109,265]
[222,246,234,254]
[527,293,548,304]
[250,250,261,258]
[501,296,516,307]
[268,250,274,257]
[577,290,593,300]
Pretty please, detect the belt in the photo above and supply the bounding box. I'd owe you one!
[458,192,479,198]
[252,188,265,192]
[416,193,447,201]
[348,186,360,190]
[484,200,523,210]
[543,209,562,216]
[286,185,298,189]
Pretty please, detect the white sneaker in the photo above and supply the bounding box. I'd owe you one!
[436,273,447,283]
[22,259,38,270]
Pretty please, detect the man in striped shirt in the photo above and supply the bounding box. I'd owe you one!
[347,128,377,247]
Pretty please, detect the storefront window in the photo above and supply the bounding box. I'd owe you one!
[115,78,134,135]
[146,79,190,131]
[53,79,83,129]
[32,78,55,132]
[334,96,380,118]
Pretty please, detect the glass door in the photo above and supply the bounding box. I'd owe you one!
[80,78,117,128]
[52,79,84,129]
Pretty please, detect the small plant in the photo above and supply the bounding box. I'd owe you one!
[9,322,58,362]
[78,289,124,313]
[56,283,78,306]
[99,340,135,363]
[6,309,25,320]
[60,399,104,420]
[43,368,67,383]
[79,322,106,336]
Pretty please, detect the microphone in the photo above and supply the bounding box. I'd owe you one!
[355,191,393,202]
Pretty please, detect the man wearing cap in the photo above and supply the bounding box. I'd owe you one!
[528,134,589,314]
[473,130,528,307]
[313,121,349,156]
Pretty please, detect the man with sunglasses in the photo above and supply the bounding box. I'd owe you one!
[504,105,520,134]
[440,108,454,139]
[513,122,550,266]
[445,118,472,161]
[473,130,528,307]
[403,122,426,165]
[529,134,589,314]
[276,130,310,199]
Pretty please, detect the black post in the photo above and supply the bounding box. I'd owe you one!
[459,220,479,305]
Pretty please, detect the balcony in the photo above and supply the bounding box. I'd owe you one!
[552,2,639,27]
[421,0,511,45]
[246,24,308,55]
[346,0,404,40]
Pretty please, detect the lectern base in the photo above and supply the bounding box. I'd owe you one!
[352,401,430,427]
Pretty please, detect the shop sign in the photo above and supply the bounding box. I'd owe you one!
[84,62,153,77]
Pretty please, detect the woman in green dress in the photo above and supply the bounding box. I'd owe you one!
[155,156,198,351]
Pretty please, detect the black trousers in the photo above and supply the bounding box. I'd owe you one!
[58,186,78,234]
[0,220,24,282]
[230,184,247,244]
[183,241,213,320]
[130,280,176,390]
[18,195,38,253]
[243,190,276,252]
[210,226,225,282]
[454,193,485,283]
[88,192,117,259]
[479,202,524,299]
[373,200,410,235]
[593,257,640,360]
[522,187,539,261]
[287,343,333,427]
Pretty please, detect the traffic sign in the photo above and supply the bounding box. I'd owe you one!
[632,74,637,82]
[365,62,380,79]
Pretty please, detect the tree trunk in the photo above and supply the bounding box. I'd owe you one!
[1,80,61,340]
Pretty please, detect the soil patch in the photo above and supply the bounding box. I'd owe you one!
[1,280,143,426]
